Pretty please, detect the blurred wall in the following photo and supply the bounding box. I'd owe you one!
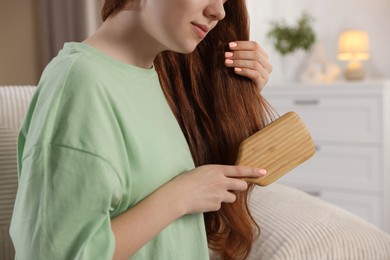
[0,0,41,85]
[0,0,102,86]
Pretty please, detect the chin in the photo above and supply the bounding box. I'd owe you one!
[172,41,200,54]
[180,47,197,54]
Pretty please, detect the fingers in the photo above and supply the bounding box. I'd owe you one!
[223,166,266,191]
[221,165,267,202]
[225,50,272,72]
[228,41,268,57]
[225,41,272,91]
[179,165,267,213]
[226,59,270,86]
[223,165,266,178]
[223,192,237,204]
[203,165,266,192]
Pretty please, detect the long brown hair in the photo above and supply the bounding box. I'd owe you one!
[102,1,274,259]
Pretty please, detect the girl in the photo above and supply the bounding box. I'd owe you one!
[10,0,273,259]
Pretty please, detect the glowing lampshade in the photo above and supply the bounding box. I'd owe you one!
[337,30,370,80]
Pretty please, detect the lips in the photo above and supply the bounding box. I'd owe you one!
[191,22,209,38]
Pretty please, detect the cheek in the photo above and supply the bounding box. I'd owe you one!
[160,13,190,37]
[148,0,198,31]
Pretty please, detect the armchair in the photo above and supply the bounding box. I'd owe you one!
[1,85,390,260]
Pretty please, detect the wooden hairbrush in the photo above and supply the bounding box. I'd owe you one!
[236,111,315,186]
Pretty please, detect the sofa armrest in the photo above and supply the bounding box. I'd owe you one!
[0,85,36,259]
[248,183,390,259]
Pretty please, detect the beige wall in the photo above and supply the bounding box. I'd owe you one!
[0,0,41,85]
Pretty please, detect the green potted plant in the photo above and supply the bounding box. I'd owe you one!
[267,12,316,56]
[267,12,316,82]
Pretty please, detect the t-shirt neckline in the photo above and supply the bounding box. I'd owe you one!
[63,42,158,79]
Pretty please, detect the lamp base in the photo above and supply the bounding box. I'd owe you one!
[344,60,365,81]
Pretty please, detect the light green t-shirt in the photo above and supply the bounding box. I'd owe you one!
[10,43,209,260]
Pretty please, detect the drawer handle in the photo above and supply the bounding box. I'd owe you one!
[305,191,322,197]
[294,99,319,106]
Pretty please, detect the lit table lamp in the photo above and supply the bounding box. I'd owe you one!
[337,30,370,80]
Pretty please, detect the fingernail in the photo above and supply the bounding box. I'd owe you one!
[234,67,242,72]
[229,42,238,48]
[258,169,267,176]
[225,52,233,58]
[225,59,234,64]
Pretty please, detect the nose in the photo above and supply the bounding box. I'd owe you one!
[204,0,226,21]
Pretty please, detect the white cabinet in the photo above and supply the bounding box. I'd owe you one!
[263,80,390,233]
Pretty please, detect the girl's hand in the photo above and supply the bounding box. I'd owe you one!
[225,41,273,92]
[111,164,265,259]
[167,165,266,215]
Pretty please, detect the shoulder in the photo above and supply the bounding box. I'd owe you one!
[22,44,120,152]
[41,44,112,94]
[34,43,124,116]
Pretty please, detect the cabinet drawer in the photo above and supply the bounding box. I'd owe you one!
[278,144,381,192]
[264,94,381,143]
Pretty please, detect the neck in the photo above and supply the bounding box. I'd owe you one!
[84,10,164,69]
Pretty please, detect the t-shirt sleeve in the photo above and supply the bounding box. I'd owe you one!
[10,145,122,260]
